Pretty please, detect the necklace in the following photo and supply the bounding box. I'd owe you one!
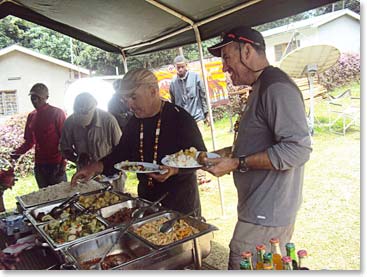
[139,101,165,187]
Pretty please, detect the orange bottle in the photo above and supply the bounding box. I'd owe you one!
[255,244,266,270]
[270,238,283,270]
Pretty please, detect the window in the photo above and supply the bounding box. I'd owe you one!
[0,91,17,116]
[274,40,300,61]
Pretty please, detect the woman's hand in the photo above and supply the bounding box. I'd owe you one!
[147,165,178,183]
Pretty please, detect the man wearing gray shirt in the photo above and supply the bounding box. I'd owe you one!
[205,26,312,269]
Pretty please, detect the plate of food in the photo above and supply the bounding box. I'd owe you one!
[114,161,161,173]
[161,147,220,168]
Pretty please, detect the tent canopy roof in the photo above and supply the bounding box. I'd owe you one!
[0,0,337,56]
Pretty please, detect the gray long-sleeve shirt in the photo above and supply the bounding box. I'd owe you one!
[169,71,208,121]
[232,67,312,227]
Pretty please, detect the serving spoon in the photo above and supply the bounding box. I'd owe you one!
[131,192,169,219]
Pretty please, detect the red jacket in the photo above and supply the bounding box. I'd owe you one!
[15,104,66,164]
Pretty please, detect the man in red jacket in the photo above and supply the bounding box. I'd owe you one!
[11,83,67,188]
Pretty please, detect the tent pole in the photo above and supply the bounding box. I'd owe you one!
[120,49,128,73]
[193,25,225,217]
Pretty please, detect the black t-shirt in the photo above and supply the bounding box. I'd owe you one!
[102,101,206,215]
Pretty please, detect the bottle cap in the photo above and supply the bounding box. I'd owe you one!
[241,251,252,258]
[270,237,280,244]
[285,242,295,249]
[256,244,266,250]
[297,250,308,257]
[282,256,292,263]
[263,252,273,261]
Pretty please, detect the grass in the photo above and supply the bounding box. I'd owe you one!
[3,81,360,270]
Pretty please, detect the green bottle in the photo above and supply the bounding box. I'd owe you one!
[285,243,298,270]
[263,252,273,269]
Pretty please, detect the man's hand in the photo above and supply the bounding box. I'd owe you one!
[70,161,103,186]
[212,146,233,158]
[147,165,178,183]
[202,157,239,177]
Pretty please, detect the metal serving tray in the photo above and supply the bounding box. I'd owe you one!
[99,198,161,227]
[63,230,155,270]
[76,191,131,211]
[128,211,218,250]
[34,214,111,251]
[24,199,84,225]
[62,214,217,270]
[16,180,107,210]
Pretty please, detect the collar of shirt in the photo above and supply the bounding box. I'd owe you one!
[179,71,189,81]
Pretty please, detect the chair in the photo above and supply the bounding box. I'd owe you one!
[328,89,360,135]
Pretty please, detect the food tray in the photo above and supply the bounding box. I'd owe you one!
[99,199,160,227]
[76,190,131,211]
[63,230,154,270]
[24,199,84,225]
[35,214,111,251]
[16,180,107,209]
[128,211,218,250]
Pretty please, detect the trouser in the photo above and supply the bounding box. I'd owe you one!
[228,220,295,270]
[34,163,67,189]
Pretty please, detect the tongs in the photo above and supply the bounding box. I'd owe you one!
[159,209,197,233]
[131,192,169,219]
[49,192,80,219]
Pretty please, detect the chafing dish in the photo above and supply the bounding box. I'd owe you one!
[76,190,130,211]
[129,211,217,250]
[34,214,110,251]
[62,213,217,270]
[16,180,106,210]
[99,198,161,226]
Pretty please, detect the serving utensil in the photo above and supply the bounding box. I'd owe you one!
[131,192,168,219]
[49,192,80,219]
[90,213,139,270]
[159,209,197,233]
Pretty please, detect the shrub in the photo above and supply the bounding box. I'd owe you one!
[319,53,360,91]
[0,114,34,177]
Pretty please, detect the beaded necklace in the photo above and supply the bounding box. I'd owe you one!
[139,101,165,187]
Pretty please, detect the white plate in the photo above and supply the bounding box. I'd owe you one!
[161,151,220,168]
[114,161,161,173]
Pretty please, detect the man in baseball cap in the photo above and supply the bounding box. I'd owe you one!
[11,83,67,188]
[208,26,266,57]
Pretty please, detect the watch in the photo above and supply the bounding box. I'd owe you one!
[238,155,250,173]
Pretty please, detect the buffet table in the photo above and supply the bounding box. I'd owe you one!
[1,181,218,270]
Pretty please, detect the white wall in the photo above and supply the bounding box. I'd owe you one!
[263,14,360,64]
[318,16,360,54]
[0,51,79,115]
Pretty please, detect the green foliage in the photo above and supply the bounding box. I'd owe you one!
[0,114,34,177]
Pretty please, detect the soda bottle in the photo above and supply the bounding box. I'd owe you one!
[285,243,298,270]
[239,259,252,270]
[255,244,266,270]
[282,256,293,270]
[240,251,253,270]
[297,249,310,270]
[263,252,273,269]
[270,238,283,270]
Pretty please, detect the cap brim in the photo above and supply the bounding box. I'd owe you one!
[208,40,234,57]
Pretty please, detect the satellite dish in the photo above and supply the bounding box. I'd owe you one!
[279,45,340,134]
[279,44,340,78]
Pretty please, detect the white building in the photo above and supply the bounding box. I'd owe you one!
[262,9,360,64]
[0,44,89,118]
